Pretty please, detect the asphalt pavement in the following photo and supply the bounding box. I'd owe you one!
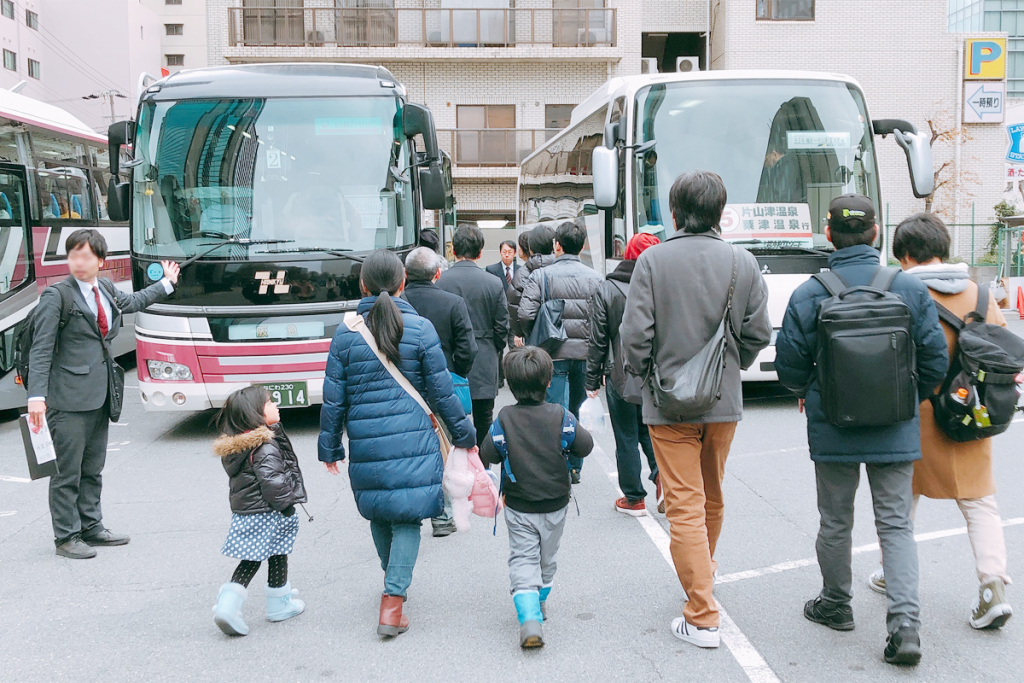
[2,322,1024,682]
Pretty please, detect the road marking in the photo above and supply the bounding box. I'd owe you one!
[0,475,32,483]
[593,445,781,683]
[106,448,120,452]
[0,511,16,517]
[718,517,1024,585]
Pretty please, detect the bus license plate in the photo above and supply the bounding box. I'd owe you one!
[259,382,308,408]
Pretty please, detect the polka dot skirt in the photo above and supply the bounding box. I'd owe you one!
[221,511,299,561]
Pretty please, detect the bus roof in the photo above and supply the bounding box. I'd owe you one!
[568,69,864,127]
[0,87,105,143]
[145,63,405,102]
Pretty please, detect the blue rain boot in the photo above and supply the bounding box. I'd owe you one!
[539,585,552,620]
[514,590,544,648]
[213,582,249,636]
[265,582,305,622]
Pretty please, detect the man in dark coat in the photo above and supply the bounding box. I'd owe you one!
[508,226,556,343]
[775,194,949,666]
[27,229,179,559]
[485,239,519,386]
[437,225,509,447]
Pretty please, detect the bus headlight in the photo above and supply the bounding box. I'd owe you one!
[147,360,193,381]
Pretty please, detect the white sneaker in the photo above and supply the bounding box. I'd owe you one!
[868,568,886,595]
[671,617,720,648]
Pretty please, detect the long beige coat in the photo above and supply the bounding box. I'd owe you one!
[914,281,1007,500]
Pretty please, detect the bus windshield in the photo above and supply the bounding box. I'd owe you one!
[131,96,417,260]
[634,79,880,250]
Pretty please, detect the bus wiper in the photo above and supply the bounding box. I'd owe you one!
[180,238,295,268]
[730,239,831,257]
[265,246,366,263]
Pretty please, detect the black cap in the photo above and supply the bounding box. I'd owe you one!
[827,194,876,233]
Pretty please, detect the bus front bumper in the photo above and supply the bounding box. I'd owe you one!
[138,378,325,412]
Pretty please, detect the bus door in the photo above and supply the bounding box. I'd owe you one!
[0,162,36,399]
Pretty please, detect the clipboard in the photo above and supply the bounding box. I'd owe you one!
[20,414,59,480]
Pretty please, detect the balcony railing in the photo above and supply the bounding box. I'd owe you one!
[438,129,560,168]
[227,7,616,48]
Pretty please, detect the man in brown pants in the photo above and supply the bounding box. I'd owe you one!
[620,171,771,649]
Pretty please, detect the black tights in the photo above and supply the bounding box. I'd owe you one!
[231,554,288,588]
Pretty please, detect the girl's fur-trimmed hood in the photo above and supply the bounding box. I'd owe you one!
[213,425,275,458]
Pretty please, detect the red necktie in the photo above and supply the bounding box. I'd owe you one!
[93,286,109,337]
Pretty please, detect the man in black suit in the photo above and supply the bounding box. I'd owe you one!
[438,225,509,447]
[27,229,179,559]
[403,246,478,537]
[485,240,519,386]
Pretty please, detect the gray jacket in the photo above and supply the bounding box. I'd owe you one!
[620,230,772,425]
[28,276,171,412]
[436,260,509,400]
[507,253,555,339]
[518,254,603,360]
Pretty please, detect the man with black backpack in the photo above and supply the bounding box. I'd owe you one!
[24,229,178,559]
[775,195,949,666]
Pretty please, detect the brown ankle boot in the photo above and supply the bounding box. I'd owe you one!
[378,594,409,637]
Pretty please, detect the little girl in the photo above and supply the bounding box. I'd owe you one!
[211,385,308,636]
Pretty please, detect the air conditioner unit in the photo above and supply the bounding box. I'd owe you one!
[676,56,700,73]
[641,58,658,74]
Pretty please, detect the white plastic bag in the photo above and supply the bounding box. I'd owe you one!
[578,397,607,433]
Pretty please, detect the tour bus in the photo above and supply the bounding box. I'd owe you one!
[0,89,129,409]
[109,63,451,411]
[517,70,933,380]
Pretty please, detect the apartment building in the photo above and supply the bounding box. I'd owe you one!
[0,0,160,131]
[140,0,209,75]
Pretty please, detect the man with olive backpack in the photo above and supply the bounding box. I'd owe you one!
[775,196,949,666]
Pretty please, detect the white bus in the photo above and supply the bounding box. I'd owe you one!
[517,70,932,380]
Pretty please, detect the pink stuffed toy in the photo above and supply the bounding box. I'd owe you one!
[443,448,502,531]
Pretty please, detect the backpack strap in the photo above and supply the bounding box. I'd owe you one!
[811,271,847,297]
[933,301,966,333]
[972,284,990,322]
[488,417,515,485]
[869,266,900,292]
[48,280,77,356]
[560,407,577,456]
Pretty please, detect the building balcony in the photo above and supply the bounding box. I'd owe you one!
[437,128,557,176]
[225,7,618,62]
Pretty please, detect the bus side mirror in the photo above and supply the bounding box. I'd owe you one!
[404,103,440,162]
[593,146,619,209]
[419,162,447,210]
[107,178,129,222]
[107,120,133,178]
[873,118,934,199]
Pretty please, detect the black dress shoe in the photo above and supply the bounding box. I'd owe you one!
[81,529,131,546]
[55,538,97,559]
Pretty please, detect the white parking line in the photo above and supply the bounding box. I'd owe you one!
[717,517,1024,585]
[0,475,32,483]
[593,446,781,683]
[0,511,16,517]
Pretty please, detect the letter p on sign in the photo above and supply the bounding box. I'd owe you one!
[966,38,1007,80]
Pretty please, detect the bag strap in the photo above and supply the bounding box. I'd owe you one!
[974,284,990,321]
[811,271,847,297]
[344,312,432,419]
[560,407,576,456]
[869,266,900,292]
[933,301,966,333]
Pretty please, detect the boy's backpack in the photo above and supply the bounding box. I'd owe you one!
[488,407,577,489]
[929,285,1024,442]
[812,267,918,428]
[13,279,78,390]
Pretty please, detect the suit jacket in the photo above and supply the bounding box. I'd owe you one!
[437,260,509,400]
[402,280,478,378]
[485,261,519,292]
[28,276,171,412]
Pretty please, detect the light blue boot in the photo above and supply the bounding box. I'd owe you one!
[213,582,249,636]
[265,582,305,622]
[539,585,552,620]
[514,590,544,648]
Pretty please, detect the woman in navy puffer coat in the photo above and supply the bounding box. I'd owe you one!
[319,249,476,638]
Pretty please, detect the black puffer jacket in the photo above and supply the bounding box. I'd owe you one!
[507,253,556,338]
[215,423,308,515]
[585,260,634,393]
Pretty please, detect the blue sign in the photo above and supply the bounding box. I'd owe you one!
[1007,123,1024,164]
[147,262,164,281]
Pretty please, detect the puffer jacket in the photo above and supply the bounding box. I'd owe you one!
[518,254,603,360]
[775,244,949,465]
[215,423,308,515]
[318,296,476,523]
[585,260,634,394]
[507,253,556,338]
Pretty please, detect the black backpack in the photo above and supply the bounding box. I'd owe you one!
[812,267,918,428]
[930,285,1024,442]
[13,280,77,390]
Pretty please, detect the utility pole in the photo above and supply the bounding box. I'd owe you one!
[82,90,128,124]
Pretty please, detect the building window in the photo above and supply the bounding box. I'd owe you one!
[165,23,183,35]
[3,49,15,71]
[25,9,38,29]
[966,5,1024,97]
[166,54,185,66]
[456,105,516,166]
[27,58,39,79]
[756,0,814,20]
[1,0,13,20]
[165,0,182,5]
[948,0,984,31]
[545,105,574,130]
